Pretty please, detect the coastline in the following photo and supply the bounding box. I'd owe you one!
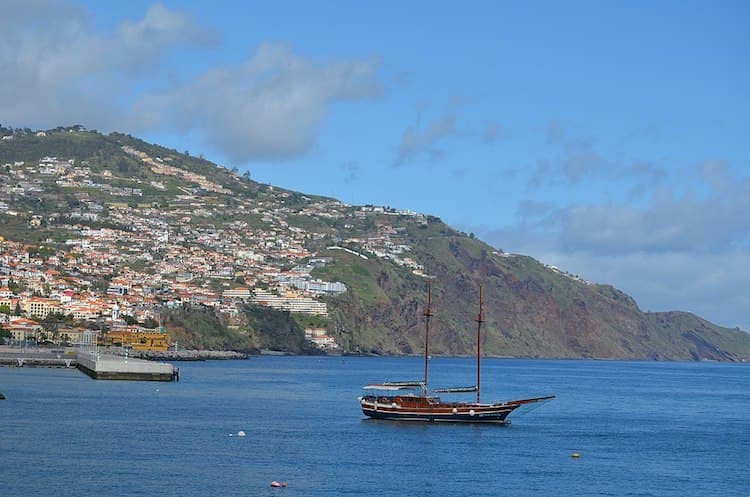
[0,345,247,367]
[113,349,248,361]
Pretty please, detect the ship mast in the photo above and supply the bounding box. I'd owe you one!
[476,285,484,403]
[423,282,432,394]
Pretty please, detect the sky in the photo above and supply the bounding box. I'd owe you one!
[2,0,749,331]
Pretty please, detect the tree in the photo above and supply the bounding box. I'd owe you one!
[14,302,22,316]
[121,314,138,325]
[41,313,66,345]
[0,304,11,315]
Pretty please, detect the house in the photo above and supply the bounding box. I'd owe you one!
[304,328,339,350]
[7,318,43,342]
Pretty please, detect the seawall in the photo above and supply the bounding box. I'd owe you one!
[76,352,176,381]
[0,348,77,368]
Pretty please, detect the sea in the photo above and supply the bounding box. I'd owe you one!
[1,356,748,497]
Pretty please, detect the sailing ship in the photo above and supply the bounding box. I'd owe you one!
[359,285,554,423]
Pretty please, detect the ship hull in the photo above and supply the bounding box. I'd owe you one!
[359,394,552,424]
[361,405,513,423]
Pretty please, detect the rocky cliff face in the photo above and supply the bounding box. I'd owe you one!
[321,233,750,361]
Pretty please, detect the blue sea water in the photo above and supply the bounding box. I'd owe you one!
[1,357,748,497]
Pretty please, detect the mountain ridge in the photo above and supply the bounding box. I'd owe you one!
[1,126,748,361]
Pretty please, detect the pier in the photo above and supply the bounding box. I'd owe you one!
[76,351,177,381]
[73,331,177,381]
[0,340,177,382]
[0,349,78,368]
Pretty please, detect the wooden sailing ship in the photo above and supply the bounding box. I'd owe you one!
[359,285,554,423]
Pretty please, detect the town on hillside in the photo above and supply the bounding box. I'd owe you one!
[0,132,431,353]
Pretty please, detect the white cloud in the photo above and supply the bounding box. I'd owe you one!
[528,132,666,189]
[0,1,215,129]
[560,174,750,253]
[0,2,104,125]
[0,2,379,163]
[116,3,217,70]
[119,3,212,47]
[395,112,457,165]
[474,164,750,331]
[135,43,381,162]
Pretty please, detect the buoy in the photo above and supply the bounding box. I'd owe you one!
[572,452,580,458]
[228,433,233,437]
[237,430,246,437]
[452,408,458,414]
[469,409,475,416]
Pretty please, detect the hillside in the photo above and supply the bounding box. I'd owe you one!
[315,228,750,361]
[1,126,748,361]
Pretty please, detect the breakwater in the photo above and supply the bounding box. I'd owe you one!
[77,351,176,381]
[0,349,77,368]
[0,346,177,381]
[126,349,248,361]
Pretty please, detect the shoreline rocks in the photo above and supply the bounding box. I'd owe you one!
[129,350,248,361]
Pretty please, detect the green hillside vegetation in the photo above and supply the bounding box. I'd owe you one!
[159,304,319,354]
[161,306,251,351]
[240,304,322,354]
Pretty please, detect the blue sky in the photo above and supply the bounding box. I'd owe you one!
[2,0,749,331]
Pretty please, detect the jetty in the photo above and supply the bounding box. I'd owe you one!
[0,349,78,368]
[0,343,178,382]
[77,351,177,381]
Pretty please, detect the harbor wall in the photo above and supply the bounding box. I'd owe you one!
[77,352,176,381]
[0,349,77,368]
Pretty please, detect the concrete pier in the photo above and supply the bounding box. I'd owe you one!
[1,346,177,381]
[76,351,176,381]
[0,348,78,368]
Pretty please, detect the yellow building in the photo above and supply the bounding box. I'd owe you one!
[22,297,61,318]
[107,329,170,352]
